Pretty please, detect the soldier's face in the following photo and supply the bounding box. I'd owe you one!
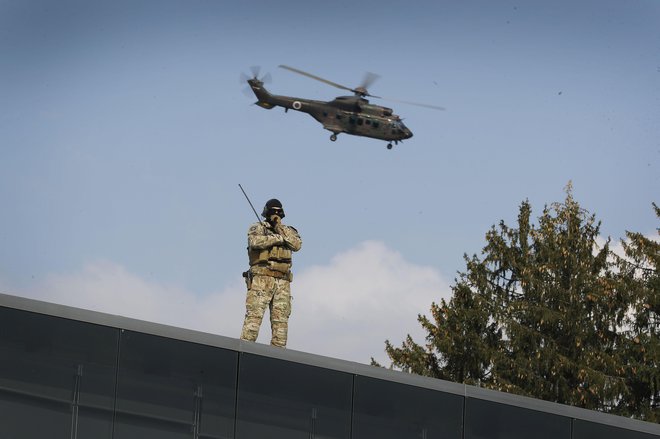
[268,208,284,219]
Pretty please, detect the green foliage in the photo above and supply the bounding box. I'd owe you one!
[382,187,659,422]
[613,203,660,421]
[384,282,500,384]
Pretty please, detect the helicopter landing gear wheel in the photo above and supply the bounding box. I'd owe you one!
[330,134,337,142]
[387,143,393,150]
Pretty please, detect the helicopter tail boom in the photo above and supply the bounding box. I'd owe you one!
[247,78,277,109]
[247,78,319,113]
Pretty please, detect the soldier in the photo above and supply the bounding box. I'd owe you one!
[240,198,302,347]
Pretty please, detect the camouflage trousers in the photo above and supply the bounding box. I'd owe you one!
[240,274,292,347]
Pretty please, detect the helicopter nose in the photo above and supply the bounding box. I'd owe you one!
[406,130,413,139]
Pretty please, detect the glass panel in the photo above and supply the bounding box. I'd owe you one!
[0,306,118,439]
[352,375,463,439]
[465,398,571,439]
[573,419,658,439]
[114,331,238,439]
[236,353,352,439]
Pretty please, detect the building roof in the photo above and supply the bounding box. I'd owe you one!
[1,291,658,435]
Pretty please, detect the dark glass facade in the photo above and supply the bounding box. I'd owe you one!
[236,353,352,439]
[465,397,571,439]
[0,307,118,438]
[113,331,237,439]
[1,299,658,439]
[352,375,463,439]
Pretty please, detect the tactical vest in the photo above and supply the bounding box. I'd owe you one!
[248,244,292,274]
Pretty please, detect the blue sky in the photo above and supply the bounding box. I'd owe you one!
[1,0,658,364]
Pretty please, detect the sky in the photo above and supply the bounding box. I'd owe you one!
[1,0,658,365]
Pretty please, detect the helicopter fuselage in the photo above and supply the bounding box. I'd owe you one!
[247,78,413,146]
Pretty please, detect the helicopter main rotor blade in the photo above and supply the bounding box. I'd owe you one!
[359,72,380,92]
[278,64,439,106]
[279,65,354,93]
[350,71,381,97]
[379,96,446,111]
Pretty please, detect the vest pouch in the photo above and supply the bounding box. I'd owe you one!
[270,246,292,261]
[248,248,270,266]
[269,261,291,273]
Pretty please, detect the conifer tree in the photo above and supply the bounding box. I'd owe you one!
[614,204,660,421]
[383,185,636,414]
[383,280,501,385]
[483,187,627,410]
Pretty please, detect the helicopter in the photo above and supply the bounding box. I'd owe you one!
[243,65,444,150]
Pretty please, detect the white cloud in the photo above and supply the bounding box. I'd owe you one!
[291,241,450,364]
[17,241,451,365]
[28,261,246,338]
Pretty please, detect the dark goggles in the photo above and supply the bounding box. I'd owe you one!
[266,207,285,218]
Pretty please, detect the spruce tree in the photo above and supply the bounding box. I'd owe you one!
[483,187,627,409]
[615,204,660,421]
[383,281,501,385]
[383,185,634,414]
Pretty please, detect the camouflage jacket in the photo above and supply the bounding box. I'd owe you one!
[247,221,301,273]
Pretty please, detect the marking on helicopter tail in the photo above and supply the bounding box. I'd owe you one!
[292,101,302,110]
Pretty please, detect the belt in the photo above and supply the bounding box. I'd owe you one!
[249,266,291,280]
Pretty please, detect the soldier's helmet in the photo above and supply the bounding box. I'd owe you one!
[262,198,285,219]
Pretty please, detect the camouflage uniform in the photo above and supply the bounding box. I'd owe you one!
[240,220,302,347]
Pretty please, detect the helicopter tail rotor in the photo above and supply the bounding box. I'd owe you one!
[241,66,271,97]
[240,66,271,84]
